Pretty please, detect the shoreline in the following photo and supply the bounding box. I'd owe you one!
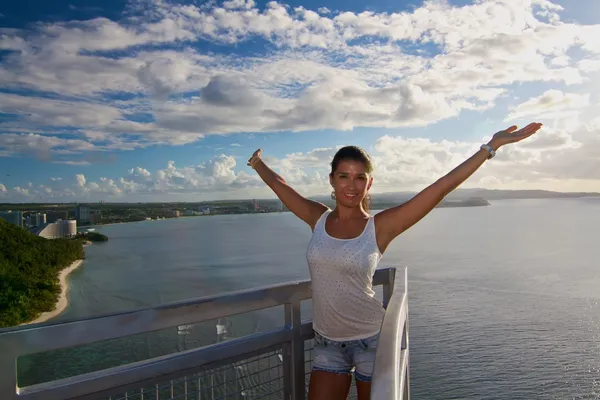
[22,259,84,325]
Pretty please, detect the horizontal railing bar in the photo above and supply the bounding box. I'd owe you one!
[19,328,293,400]
[1,268,392,358]
[12,323,315,400]
[0,283,312,357]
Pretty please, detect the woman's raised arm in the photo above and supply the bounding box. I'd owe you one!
[375,123,543,252]
[249,149,328,230]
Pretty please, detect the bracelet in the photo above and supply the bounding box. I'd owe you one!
[480,144,496,159]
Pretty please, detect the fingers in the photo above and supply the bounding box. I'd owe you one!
[248,149,262,168]
[524,122,542,130]
[518,122,543,135]
[508,122,542,133]
[509,122,542,143]
[508,122,541,134]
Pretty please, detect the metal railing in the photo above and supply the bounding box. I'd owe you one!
[371,267,410,400]
[0,267,408,400]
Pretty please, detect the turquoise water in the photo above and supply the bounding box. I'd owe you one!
[19,198,600,398]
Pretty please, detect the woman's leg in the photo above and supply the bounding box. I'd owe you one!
[310,332,353,400]
[352,332,380,400]
[308,370,352,400]
[355,380,372,400]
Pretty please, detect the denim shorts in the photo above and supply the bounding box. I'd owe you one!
[311,331,380,382]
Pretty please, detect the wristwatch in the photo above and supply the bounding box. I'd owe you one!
[480,144,496,159]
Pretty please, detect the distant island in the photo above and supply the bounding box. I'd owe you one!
[438,197,490,208]
[0,218,85,327]
[79,232,108,242]
[310,196,491,210]
[310,188,600,205]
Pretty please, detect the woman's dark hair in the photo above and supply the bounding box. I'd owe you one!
[330,146,374,211]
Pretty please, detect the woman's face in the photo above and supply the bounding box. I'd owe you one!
[330,159,373,208]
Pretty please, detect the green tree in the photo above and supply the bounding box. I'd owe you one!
[0,219,84,327]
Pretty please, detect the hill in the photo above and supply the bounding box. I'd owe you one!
[0,219,84,327]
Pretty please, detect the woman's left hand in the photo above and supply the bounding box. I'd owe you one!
[490,122,543,148]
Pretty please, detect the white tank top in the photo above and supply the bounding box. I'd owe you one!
[306,209,385,341]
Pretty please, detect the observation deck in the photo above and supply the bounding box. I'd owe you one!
[0,267,409,400]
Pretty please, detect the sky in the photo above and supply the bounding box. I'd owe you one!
[0,0,599,202]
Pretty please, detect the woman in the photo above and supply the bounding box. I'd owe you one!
[247,122,542,400]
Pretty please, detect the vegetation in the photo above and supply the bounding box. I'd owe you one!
[79,232,108,242]
[0,219,84,328]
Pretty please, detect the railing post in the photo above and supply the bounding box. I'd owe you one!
[382,267,396,309]
[404,267,410,400]
[0,349,16,400]
[283,301,304,400]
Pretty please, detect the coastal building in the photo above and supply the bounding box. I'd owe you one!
[0,211,23,227]
[31,213,47,226]
[166,210,180,218]
[37,220,77,239]
[89,210,102,224]
[75,204,91,224]
[199,206,211,215]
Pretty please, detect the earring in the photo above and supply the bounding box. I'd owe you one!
[366,193,372,201]
[331,191,336,200]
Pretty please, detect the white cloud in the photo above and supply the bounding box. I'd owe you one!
[13,186,30,196]
[0,93,122,127]
[506,90,590,121]
[54,160,92,166]
[223,0,255,10]
[578,59,600,73]
[0,0,598,157]
[0,184,7,194]
[0,133,98,161]
[0,0,599,197]
[128,167,152,180]
[2,107,599,203]
[98,177,122,195]
[76,174,87,187]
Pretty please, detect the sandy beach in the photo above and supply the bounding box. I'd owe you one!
[23,259,84,325]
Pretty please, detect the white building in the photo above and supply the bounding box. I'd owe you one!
[38,220,77,239]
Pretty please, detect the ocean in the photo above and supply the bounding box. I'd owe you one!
[15,198,600,399]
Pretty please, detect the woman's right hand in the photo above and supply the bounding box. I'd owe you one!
[247,149,262,168]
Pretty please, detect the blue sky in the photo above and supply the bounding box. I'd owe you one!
[1,0,599,202]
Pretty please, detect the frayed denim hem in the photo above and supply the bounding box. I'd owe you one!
[354,370,373,382]
[311,365,352,375]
